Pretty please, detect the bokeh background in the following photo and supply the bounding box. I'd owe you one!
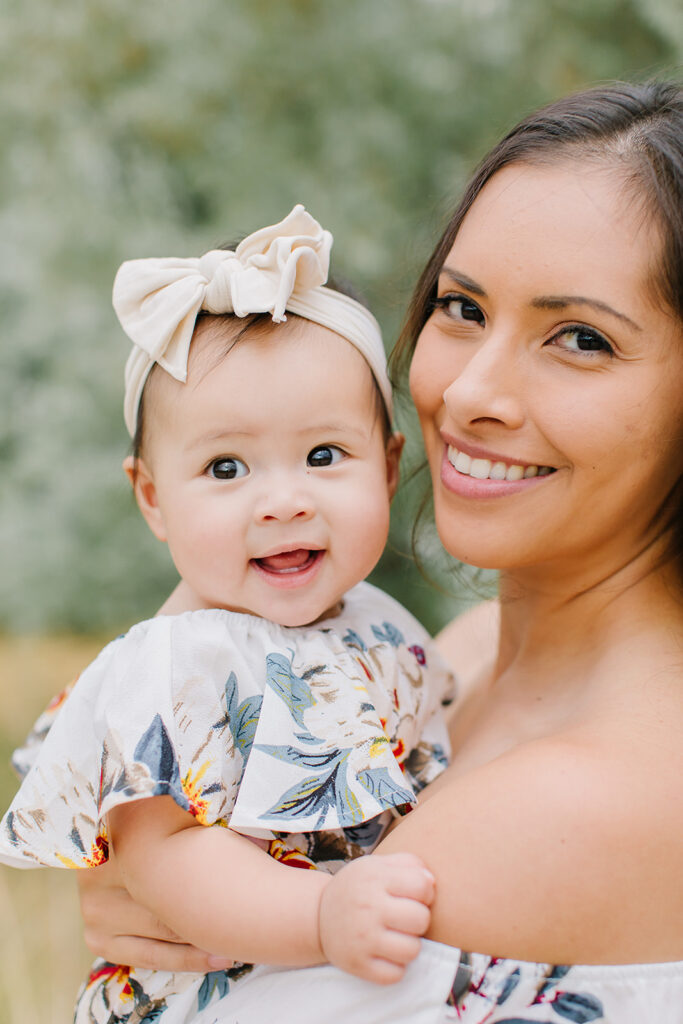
[0,1,681,1020]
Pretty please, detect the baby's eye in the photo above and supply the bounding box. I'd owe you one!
[550,325,614,356]
[208,457,249,480]
[307,445,344,468]
[435,293,485,326]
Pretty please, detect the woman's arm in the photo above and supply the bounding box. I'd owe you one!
[108,795,435,984]
[378,730,682,964]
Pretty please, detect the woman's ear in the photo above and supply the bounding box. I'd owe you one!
[385,431,405,500]
[122,455,167,542]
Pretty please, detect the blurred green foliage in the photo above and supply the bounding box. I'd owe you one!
[0,0,680,634]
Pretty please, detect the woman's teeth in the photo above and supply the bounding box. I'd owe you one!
[447,446,554,481]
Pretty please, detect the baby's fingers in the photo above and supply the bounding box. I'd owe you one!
[374,929,422,967]
[382,861,435,906]
[383,896,431,937]
[363,957,409,987]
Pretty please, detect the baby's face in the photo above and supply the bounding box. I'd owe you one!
[133,318,401,626]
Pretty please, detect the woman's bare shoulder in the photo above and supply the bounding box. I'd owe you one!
[379,730,683,963]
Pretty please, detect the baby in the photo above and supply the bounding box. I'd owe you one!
[0,206,454,1024]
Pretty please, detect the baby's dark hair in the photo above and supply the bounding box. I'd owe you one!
[131,255,391,465]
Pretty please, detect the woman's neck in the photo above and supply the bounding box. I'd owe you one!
[494,539,682,690]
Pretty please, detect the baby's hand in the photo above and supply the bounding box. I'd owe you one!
[318,852,434,985]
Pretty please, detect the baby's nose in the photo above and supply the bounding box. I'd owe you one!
[254,486,315,523]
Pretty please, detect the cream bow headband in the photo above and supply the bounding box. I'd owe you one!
[113,205,393,436]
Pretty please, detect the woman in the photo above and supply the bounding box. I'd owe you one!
[49,80,683,1019]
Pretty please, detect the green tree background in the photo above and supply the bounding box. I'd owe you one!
[0,0,681,636]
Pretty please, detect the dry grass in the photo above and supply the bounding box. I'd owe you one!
[0,634,109,1024]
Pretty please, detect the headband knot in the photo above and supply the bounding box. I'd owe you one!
[114,205,392,435]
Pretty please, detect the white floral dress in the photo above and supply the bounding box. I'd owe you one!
[0,582,455,1023]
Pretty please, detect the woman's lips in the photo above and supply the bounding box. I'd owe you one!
[440,445,556,498]
[251,549,325,588]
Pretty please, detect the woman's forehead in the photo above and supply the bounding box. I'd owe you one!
[445,162,658,301]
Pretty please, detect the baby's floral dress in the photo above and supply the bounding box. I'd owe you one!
[0,582,455,1024]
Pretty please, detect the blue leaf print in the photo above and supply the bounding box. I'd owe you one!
[218,672,263,766]
[497,968,521,1004]
[551,992,604,1022]
[256,744,345,770]
[265,653,316,732]
[494,993,604,1024]
[343,628,367,651]
[132,715,189,810]
[536,965,571,1001]
[371,621,405,648]
[357,766,414,808]
[4,811,19,846]
[261,766,340,827]
[197,970,230,1011]
[333,757,363,825]
[260,752,365,828]
[69,825,86,854]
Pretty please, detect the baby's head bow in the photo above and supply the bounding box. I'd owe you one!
[116,205,381,435]
[115,207,392,435]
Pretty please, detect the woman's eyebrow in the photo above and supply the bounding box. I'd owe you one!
[532,294,642,332]
[438,267,487,297]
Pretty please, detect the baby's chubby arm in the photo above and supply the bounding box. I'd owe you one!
[108,796,434,984]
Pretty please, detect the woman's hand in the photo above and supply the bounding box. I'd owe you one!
[318,852,434,985]
[76,850,232,973]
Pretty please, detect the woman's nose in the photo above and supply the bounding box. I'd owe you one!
[442,333,526,430]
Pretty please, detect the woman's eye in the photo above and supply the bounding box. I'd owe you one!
[435,293,485,326]
[552,326,614,356]
[307,445,344,468]
[208,457,249,480]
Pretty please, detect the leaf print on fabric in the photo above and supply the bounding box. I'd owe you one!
[258,749,365,828]
[214,672,263,773]
[131,714,190,812]
[495,1019,544,1023]
[342,628,367,651]
[551,992,604,1022]
[497,967,521,1004]
[371,621,405,647]
[255,745,343,770]
[265,653,318,734]
[357,767,414,808]
[535,965,571,1001]
[197,970,230,1011]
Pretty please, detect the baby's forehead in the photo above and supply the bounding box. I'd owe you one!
[146,313,380,424]
[186,313,378,389]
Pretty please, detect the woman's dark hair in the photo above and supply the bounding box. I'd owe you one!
[391,79,683,579]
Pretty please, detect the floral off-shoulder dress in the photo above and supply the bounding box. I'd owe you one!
[0,582,455,1023]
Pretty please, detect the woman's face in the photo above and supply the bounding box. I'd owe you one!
[409,161,683,581]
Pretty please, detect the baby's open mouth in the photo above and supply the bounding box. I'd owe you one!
[252,549,323,574]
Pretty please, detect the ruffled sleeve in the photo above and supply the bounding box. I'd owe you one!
[0,614,253,869]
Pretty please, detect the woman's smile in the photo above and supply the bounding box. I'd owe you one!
[441,445,556,499]
[443,434,556,486]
